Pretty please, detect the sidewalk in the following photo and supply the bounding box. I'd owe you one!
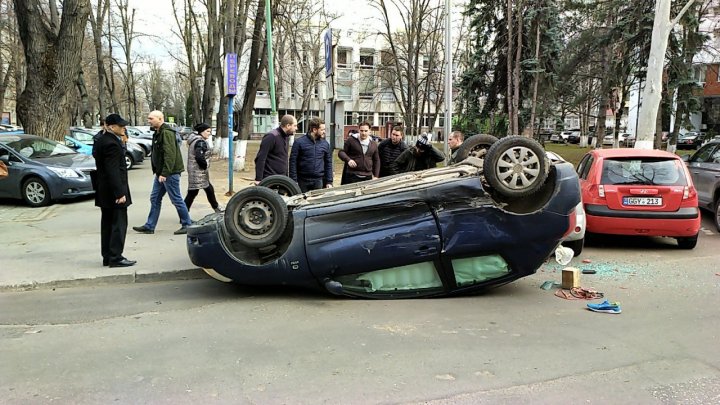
[0,151,257,292]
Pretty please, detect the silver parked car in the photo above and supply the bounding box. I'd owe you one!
[683,140,720,231]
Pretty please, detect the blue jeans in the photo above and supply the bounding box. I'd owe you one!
[143,174,192,230]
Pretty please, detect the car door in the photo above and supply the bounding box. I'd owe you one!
[687,143,720,206]
[303,200,443,295]
[0,146,22,199]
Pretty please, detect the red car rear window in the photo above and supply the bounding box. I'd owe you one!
[600,158,687,186]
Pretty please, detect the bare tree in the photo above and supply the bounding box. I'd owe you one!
[13,0,92,139]
[113,0,139,124]
[0,0,21,119]
[88,0,111,119]
[370,0,443,136]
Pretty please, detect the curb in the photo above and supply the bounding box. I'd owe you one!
[0,267,210,293]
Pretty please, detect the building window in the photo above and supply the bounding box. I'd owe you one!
[359,50,374,69]
[358,69,375,100]
[337,83,353,101]
[337,48,351,68]
[345,111,355,126]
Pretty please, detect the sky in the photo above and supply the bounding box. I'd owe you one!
[126,0,464,60]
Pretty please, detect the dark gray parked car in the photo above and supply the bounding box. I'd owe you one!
[0,134,95,207]
[684,140,720,231]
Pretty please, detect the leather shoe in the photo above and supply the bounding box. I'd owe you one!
[133,225,154,234]
[173,226,188,235]
[109,259,137,267]
[103,259,109,266]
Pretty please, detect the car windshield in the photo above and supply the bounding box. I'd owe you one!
[601,158,687,186]
[6,137,77,158]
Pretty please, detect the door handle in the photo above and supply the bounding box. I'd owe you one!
[414,246,437,255]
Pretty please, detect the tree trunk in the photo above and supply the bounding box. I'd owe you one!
[527,19,541,138]
[89,0,109,120]
[14,0,91,140]
[237,0,269,142]
[636,0,696,149]
[512,0,523,136]
[76,70,92,127]
[506,0,514,135]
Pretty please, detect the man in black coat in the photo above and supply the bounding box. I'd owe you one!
[93,114,136,268]
[254,114,298,183]
[377,125,407,177]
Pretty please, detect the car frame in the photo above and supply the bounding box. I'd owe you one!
[187,136,581,298]
[577,148,700,249]
[0,134,96,207]
[683,140,720,231]
[546,151,586,256]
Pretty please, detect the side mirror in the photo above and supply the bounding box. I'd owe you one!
[0,155,9,164]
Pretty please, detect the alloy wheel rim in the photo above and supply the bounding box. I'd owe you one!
[26,182,45,204]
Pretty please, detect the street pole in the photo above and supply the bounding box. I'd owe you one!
[443,0,452,158]
[265,0,279,130]
[225,53,238,195]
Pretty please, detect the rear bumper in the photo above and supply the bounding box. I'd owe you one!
[585,204,700,237]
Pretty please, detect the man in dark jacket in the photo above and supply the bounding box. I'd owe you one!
[94,114,135,267]
[395,134,446,173]
[289,117,333,192]
[133,110,193,235]
[338,122,380,184]
[254,114,298,183]
[378,125,407,177]
[447,131,465,164]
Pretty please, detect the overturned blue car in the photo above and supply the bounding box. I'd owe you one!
[187,136,580,298]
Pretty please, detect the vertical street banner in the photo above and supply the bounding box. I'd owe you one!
[324,29,333,78]
[226,53,238,96]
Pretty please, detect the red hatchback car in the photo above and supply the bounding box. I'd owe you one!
[576,149,701,249]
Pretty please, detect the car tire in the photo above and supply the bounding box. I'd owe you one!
[564,238,584,257]
[224,186,288,248]
[125,153,134,170]
[676,233,698,249]
[714,199,720,233]
[258,175,302,196]
[22,177,51,207]
[483,136,549,198]
[455,134,499,163]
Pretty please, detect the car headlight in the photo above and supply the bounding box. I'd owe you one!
[48,166,80,178]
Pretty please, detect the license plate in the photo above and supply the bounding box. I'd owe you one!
[623,196,662,206]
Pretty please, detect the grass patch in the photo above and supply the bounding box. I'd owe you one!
[544,143,592,167]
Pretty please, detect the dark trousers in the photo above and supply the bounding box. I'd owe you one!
[100,207,128,263]
[297,177,323,192]
[341,173,371,185]
[184,183,219,211]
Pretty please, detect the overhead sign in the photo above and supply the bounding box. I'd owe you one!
[324,29,333,78]
[226,53,238,96]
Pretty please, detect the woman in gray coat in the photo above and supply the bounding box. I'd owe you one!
[183,123,221,213]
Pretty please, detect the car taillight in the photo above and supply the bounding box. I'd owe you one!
[563,208,577,238]
[683,186,689,200]
[598,185,605,198]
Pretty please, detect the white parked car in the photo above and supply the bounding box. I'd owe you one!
[546,151,586,256]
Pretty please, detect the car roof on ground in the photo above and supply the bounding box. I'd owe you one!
[590,148,681,159]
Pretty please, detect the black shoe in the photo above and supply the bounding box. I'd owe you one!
[133,225,154,234]
[109,258,136,267]
[103,259,109,266]
[173,226,188,235]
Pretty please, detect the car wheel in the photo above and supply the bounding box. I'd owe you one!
[258,175,302,196]
[125,153,134,170]
[564,238,584,257]
[224,186,288,248]
[22,177,51,207]
[455,134,499,163]
[483,136,549,198]
[714,199,720,233]
[676,233,698,249]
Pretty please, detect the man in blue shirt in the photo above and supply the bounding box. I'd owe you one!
[289,117,333,192]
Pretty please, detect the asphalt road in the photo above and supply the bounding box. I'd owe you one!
[2,213,720,404]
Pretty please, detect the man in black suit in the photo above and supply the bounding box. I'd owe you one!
[94,114,136,267]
